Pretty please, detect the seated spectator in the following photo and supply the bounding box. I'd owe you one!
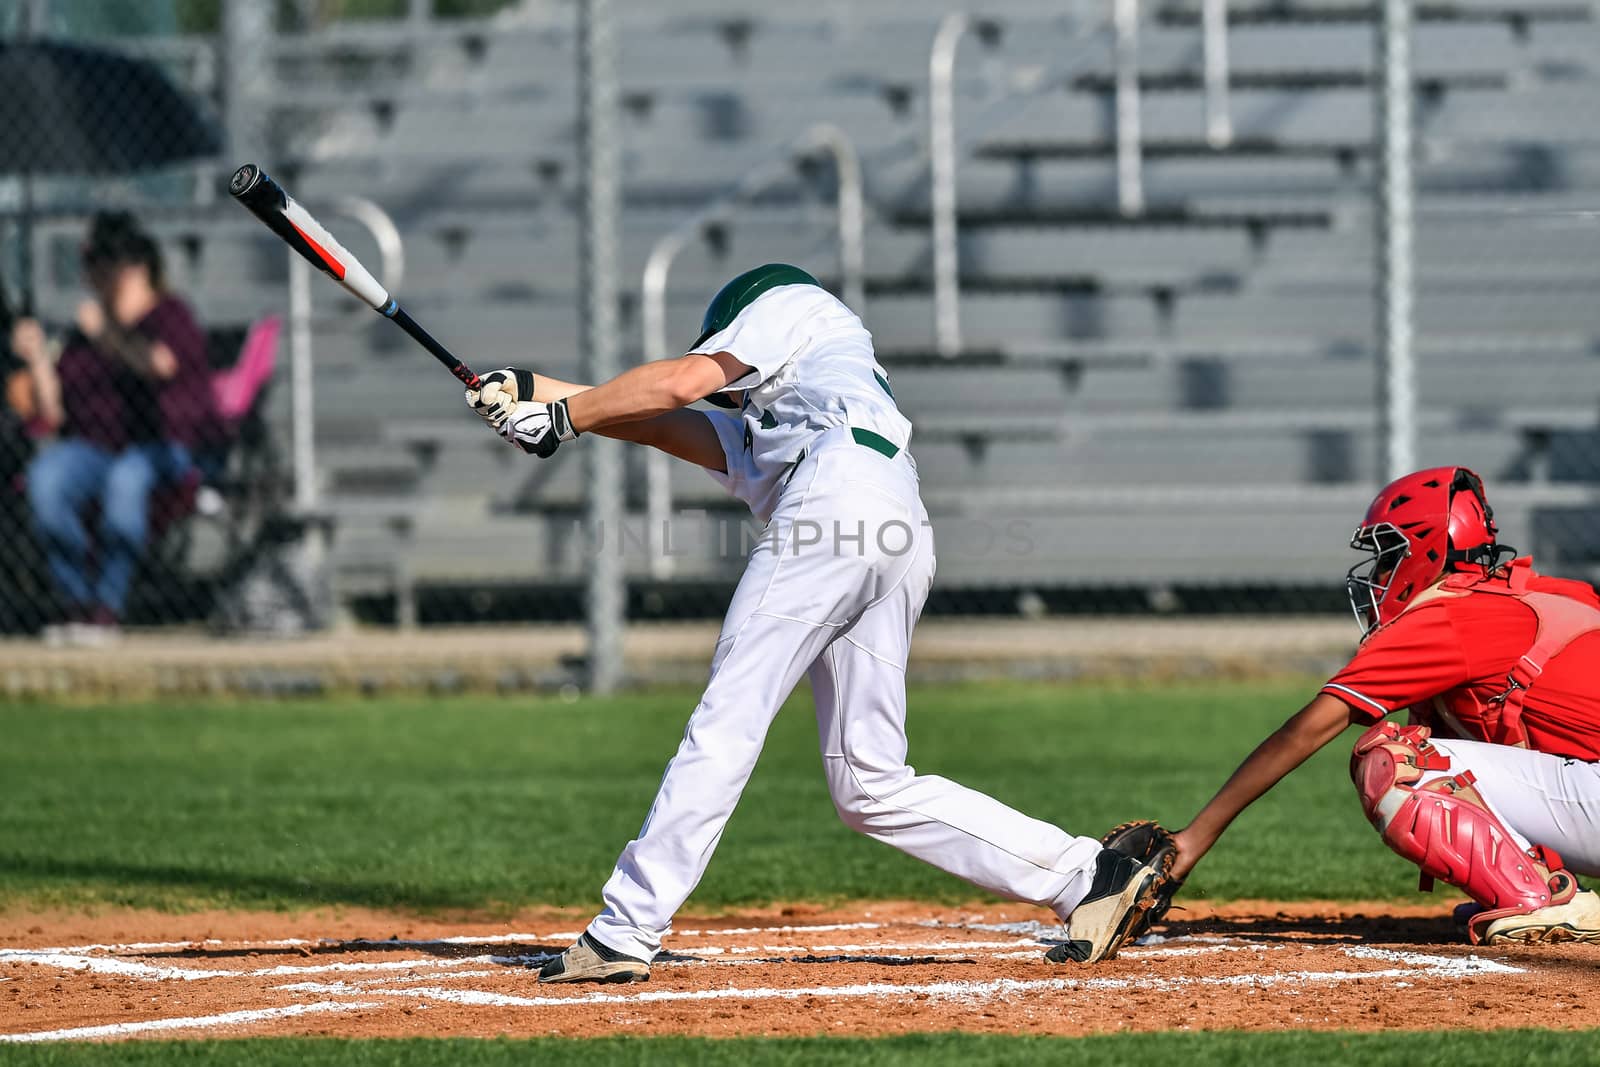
[1,280,49,635]
[14,212,214,644]
[2,280,38,486]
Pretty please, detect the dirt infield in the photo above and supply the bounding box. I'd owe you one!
[2,901,1596,1043]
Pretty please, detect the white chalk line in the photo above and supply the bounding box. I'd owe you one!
[0,1000,382,1044]
[2,937,1514,986]
[674,922,885,937]
[677,938,1035,957]
[281,948,1524,1010]
[275,942,1524,1010]
[921,919,1059,937]
[0,949,1518,1045]
[0,937,1042,984]
[1343,945,1521,973]
[0,942,1022,990]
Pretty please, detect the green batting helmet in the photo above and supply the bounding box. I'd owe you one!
[693,263,820,349]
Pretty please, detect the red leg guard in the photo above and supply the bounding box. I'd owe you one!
[1350,722,1575,944]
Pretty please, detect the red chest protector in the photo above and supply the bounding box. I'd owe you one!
[1438,558,1600,748]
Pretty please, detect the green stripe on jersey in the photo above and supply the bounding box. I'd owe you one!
[851,427,900,459]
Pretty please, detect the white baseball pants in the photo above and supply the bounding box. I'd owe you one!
[587,429,1104,961]
[1417,738,1600,876]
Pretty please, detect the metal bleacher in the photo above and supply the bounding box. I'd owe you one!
[37,1,1600,616]
[315,1,1600,608]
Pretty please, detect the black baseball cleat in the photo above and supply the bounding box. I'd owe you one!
[1045,849,1163,964]
[537,931,651,984]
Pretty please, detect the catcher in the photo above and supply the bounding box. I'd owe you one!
[1115,467,1600,945]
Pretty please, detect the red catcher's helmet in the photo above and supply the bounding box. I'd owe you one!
[1346,466,1503,636]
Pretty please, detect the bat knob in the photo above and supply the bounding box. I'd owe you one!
[229,163,261,198]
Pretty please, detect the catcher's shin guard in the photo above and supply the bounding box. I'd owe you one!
[1350,721,1577,944]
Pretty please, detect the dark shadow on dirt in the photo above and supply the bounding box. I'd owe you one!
[1157,909,1463,946]
[138,937,563,964]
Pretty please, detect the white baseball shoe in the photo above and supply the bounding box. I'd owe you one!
[1481,888,1600,945]
[1046,848,1163,964]
[537,932,651,984]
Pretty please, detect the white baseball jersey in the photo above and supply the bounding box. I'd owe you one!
[687,284,912,522]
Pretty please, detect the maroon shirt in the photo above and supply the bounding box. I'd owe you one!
[57,295,214,450]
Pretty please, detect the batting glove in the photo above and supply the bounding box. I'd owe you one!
[501,397,579,458]
[466,367,537,430]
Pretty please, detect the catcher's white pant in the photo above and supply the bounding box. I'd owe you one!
[1418,738,1600,876]
[588,428,1104,961]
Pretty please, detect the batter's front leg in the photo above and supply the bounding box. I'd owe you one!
[586,608,842,962]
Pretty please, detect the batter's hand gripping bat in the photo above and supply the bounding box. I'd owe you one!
[228,162,482,390]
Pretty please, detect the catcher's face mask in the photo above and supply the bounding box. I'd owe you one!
[1345,522,1410,637]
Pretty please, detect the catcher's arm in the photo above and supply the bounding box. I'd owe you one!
[1171,692,1358,878]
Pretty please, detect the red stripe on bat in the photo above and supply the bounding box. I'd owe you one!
[290,222,346,280]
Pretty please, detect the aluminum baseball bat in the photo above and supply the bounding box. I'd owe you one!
[228,162,482,390]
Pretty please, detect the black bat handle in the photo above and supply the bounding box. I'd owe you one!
[387,304,482,390]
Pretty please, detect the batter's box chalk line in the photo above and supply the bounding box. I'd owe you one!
[0,926,1527,1044]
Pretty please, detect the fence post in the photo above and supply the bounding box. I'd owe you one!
[222,0,273,167]
[579,0,625,694]
[1375,0,1417,480]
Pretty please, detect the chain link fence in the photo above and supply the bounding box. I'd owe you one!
[1,1,1597,668]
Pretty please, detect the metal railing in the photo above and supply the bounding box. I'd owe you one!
[927,11,1110,357]
[1114,0,1145,218]
[639,122,864,578]
[927,2,1236,355]
[1203,0,1234,149]
[929,13,1000,358]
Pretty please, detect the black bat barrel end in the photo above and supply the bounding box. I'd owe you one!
[228,163,261,198]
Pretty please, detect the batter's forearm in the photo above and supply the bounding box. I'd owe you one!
[563,363,694,431]
[563,355,729,433]
[530,374,593,404]
[529,373,724,468]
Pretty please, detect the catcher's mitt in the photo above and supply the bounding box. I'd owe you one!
[1100,820,1183,940]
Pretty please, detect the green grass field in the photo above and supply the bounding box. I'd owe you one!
[6,1031,1600,1067]
[0,679,1418,913]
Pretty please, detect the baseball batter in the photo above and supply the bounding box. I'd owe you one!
[1133,467,1600,945]
[465,264,1167,982]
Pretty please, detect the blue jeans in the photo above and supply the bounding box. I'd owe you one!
[26,439,192,618]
